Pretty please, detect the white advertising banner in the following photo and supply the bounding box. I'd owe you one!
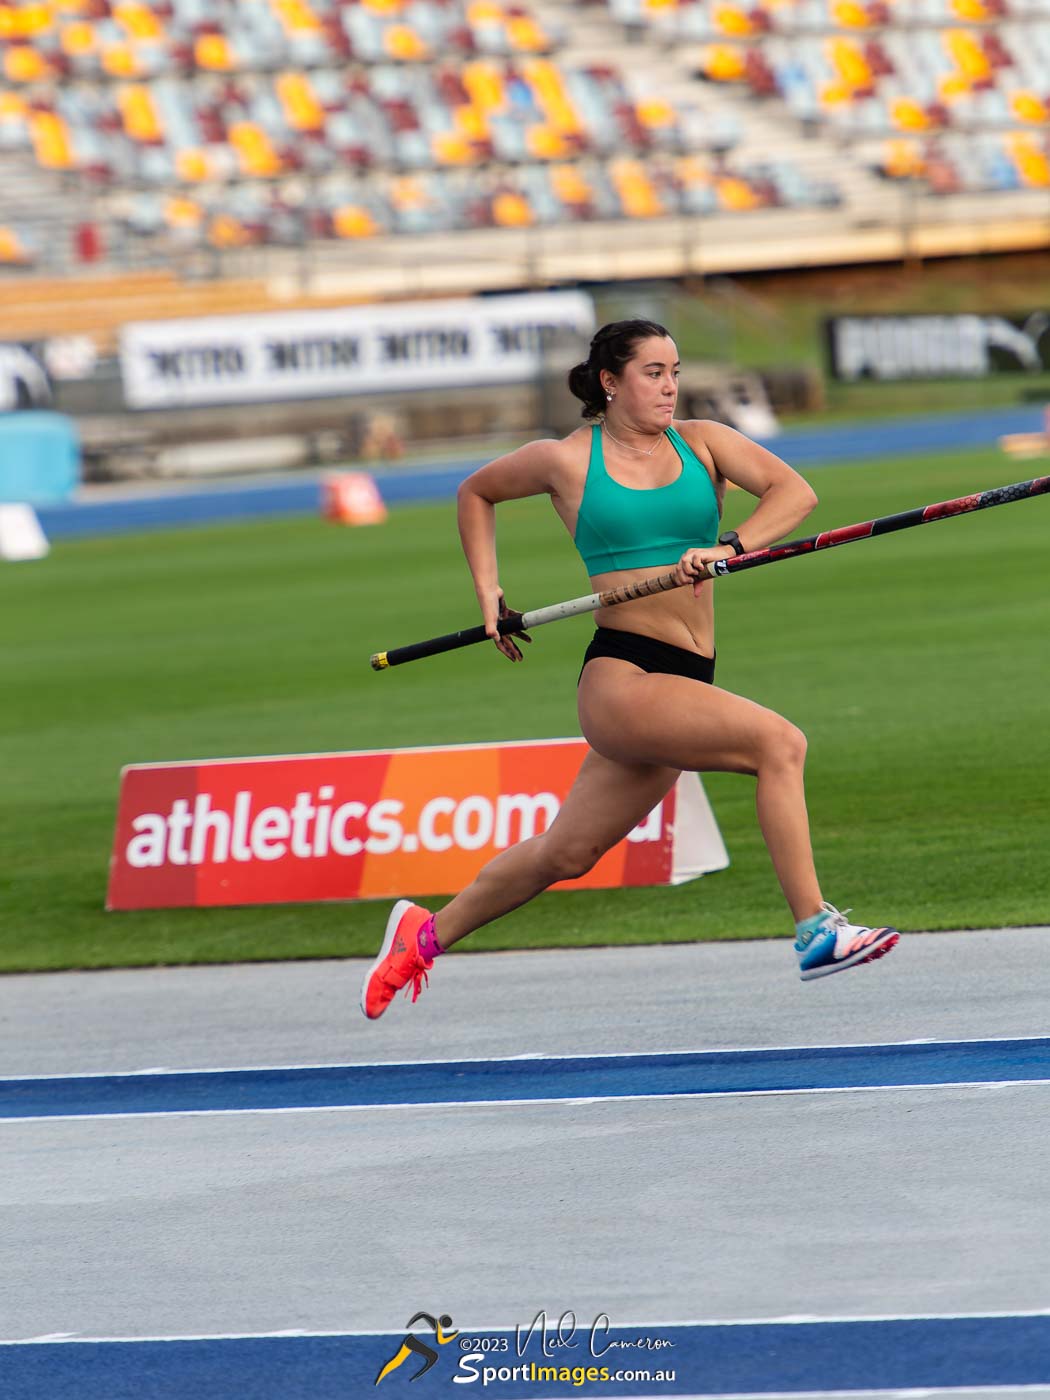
[119,291,595,409]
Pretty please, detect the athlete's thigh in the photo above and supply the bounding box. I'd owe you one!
[544,747,680,856]
[578,658,788,774]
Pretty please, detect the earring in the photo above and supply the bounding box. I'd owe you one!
[606,393,614,401]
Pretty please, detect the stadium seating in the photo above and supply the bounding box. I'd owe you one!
[0,223,34,263]
[605,0,1050,196]
[3,0,1046,264]
[0,0,845,261]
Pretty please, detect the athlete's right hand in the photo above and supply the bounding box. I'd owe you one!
[481,588,532,662]
[673,545,736,596]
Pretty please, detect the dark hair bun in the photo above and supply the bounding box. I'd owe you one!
[567,360,602,418]
[566,319,672,420]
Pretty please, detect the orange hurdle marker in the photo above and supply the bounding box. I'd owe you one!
[322,472,388,526]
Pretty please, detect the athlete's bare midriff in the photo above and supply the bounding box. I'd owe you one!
[589,566,715,655]
[547,421,721,659]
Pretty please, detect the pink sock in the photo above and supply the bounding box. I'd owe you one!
[417,916,445,960]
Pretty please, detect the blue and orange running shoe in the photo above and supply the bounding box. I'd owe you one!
[795,902,899,982]
[360,900,434,1020]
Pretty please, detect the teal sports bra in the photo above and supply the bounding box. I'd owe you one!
[573,424,721,574]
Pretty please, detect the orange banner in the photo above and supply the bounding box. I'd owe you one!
[107,740,728,910]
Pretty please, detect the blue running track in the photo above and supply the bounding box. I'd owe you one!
[3,1037,1048,1119]
[4,1315,1050,1398]
[37,405,1046,540]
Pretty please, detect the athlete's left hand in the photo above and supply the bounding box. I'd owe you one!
[673,546,737,597]
[495,592,532,661]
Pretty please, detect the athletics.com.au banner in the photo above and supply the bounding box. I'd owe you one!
[106,740,728,910]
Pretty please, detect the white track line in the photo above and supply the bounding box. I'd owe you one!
[3,1307,1050,1343]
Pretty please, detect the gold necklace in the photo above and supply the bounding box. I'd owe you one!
[602,423,664,457]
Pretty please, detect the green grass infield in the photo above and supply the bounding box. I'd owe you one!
[1,443,1047,972]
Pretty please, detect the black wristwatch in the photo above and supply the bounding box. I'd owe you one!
[718,530,746,556]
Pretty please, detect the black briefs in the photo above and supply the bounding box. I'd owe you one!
[579,627,716,686]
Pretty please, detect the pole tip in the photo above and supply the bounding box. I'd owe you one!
[370,652,389,671]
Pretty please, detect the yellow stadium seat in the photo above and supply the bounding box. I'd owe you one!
[937,72,971,101]
[390,176,428,210]
[208,213,250,247]
[114,3,162,40]
[164,196,202,230]
[4,44,52,81]
[29,110,73,167]
[462,61,505,112]
[272,0,321,34]
[713,4,754,36]
[950,0,990,19]
[636,97,676,129]
[229,122,283,177]
[522,59,580,134]
[674,155,711,187]
[827,36,872,89]
[118,84,163,142]
[551,164,591,204]
[702,45,746,81]
[276,72,325,131]
[454,104,488,139]
[0,226,30,262]
[611,159,664,217]
[0,91,26,119]
[506,15,547,51]
[882,138,924,178]
[60,20,95,53]
[716,175,761,210]
[384,23,427,60]
[527,124,570,159]
[15,4,53,37]
[943,29,990,82]
[363,0,402,11]
[831,0,872,27]
[467,1,503,22]
[492,190,534,226]
[194,33,234,71]
[890,96,932,129]
[644,0,677,10]
[1010,91,1048,124]
[1009,133,1050,186]
[819,80,853,106]
[176,147,212,181]
[101,43,141,77]
[333,204,380,238]
[431,131,476,164]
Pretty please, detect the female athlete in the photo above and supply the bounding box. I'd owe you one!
[361,319,898,1019]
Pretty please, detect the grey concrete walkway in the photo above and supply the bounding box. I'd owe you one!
[1,927,1048,1076]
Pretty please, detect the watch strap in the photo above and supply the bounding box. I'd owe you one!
[718,530,745,556]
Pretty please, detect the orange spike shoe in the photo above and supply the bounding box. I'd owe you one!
[360,900,435,1020]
